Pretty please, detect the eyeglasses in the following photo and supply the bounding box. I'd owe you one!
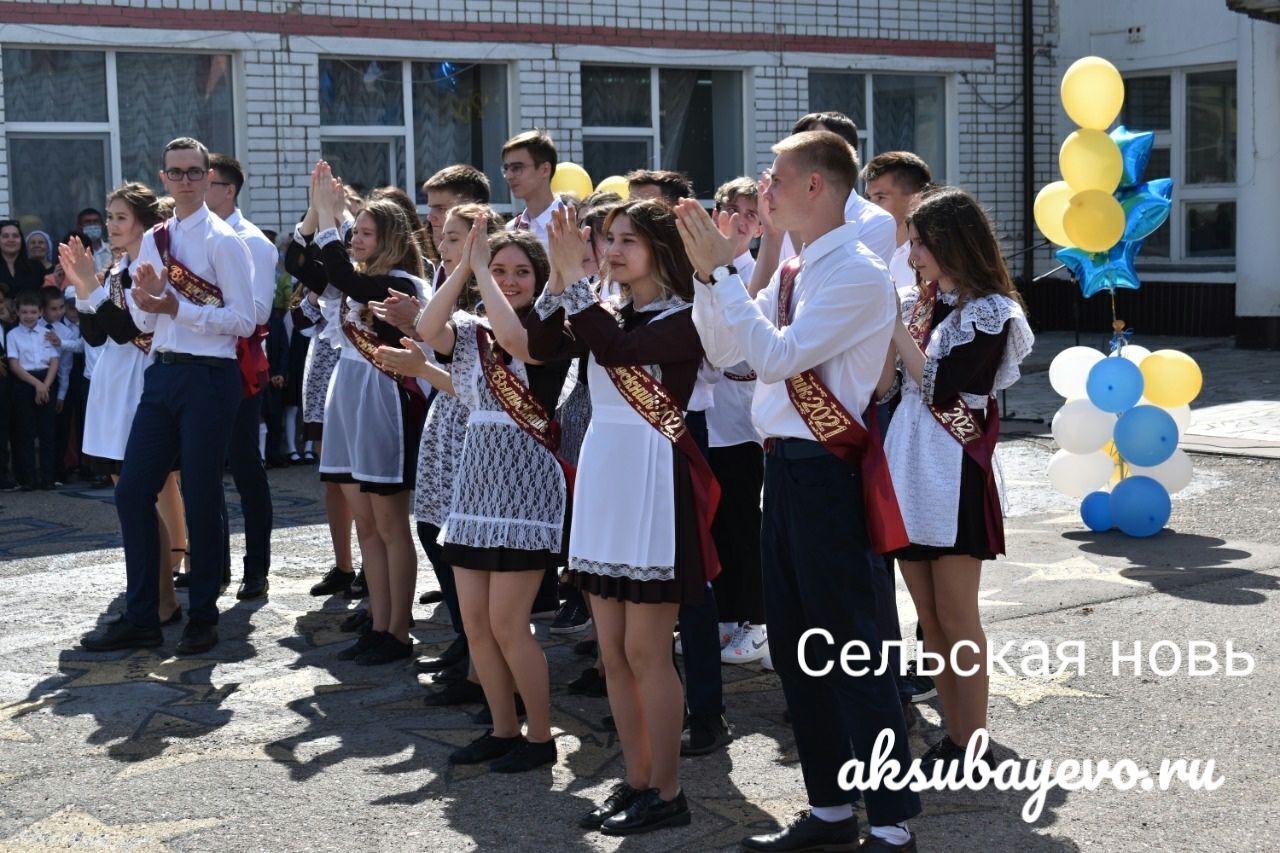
[716,204,760,224]
[164,167,208,182]
[500,162,528,175]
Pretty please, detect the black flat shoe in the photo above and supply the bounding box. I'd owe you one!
[681,713,732,757]
[338,631,386,661]
[355,634,413,666]
[173,573,190,589]
[175,621,218,656]
[236,576,269,601]
[418,589,444,605]
[421,678,485,707]
[578,781,643,829]
[448,730,524,765]
[567,667,607,697]
[600,788,690,836]
[310,567,355,596]
[343,570,368,600]
[414,636,468,673]
[340,608,371,633]
[741,810,859,852]
[431,654,470,683]
[491,737,556,773]
[80,619,163,652]
[161,606,184,627]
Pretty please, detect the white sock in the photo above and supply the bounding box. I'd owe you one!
[283,406,299,455]
[258,423,268,458]
[809,804,853,823]
[870,823,911,845]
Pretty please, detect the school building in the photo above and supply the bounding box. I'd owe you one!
[0,0,1275,344]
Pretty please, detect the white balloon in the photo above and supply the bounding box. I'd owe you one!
[1118,344,1152,367]
[1164,404,1191,436]
[1049,346,1105,399]
[1131,449,1194,493]
[1047,448,1114,498]
[1051,399,1117,454]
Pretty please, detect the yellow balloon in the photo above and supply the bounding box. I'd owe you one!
[1033,181,1075,247]
[1060,129,1123,193]
[550,162,593,200]
[1103,439,1122,464]
[1061,56,1125,130]
[1140,350,1203,408]
[594,174,630,199]
[1063,189,1125,252]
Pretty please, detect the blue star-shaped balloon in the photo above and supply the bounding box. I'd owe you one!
[1118,177,1173,242]
[1057,238,1144,298]
[1110,125,1155,190]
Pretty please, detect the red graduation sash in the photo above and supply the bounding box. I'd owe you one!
[108,268,153,355]
[475,325,576,495]
[151,221,268,398]
[339,298,426,403]
[602,357,722,584]
[905,282,1004,554]
[777,257,909,554]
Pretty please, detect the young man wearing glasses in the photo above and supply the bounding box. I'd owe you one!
[81,136,255,656]
[206,152,278,602]
[501,130,563,247]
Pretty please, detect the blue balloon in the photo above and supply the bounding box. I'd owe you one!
[1109,125,1155,189]
[1080,491,1114,532]
[1086,357,1145,413]
[1114,405,1179,466]
[1057,239,1142,299]
[1109,475,1171,537]
[1119,178,1173,242]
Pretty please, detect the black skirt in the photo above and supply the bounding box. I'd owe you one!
[443,542,562,573]
[890,439,999,563]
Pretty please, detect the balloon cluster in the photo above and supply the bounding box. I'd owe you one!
[550,164,633,201]
[1033,56,1174,298]
[1046,345,1203,537]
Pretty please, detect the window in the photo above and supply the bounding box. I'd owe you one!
[581,65,744,199]
[318,58,509,206]
[1120,67,1236,263]
[808,71,948,181]
[2,47,234,239]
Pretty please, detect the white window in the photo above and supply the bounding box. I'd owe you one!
[2,47,234,238]
[808,71,948,182]
[580,65,745,199]
[1120,67,1236,264]
[318,58,509,206]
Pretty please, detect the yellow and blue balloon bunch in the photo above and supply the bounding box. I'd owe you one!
[549,163,633,201]
[1033,56,1173,298]
[1046,345,1203,537]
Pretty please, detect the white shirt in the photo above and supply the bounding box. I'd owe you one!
[93,243,114,274]
[223,208,278,326]
[707,251,763,448]
[889,240,915,293]
[6,322,60,373]
[83,341,102,380]
[780,189,897,266]
[505,195,565,250]
[52,317,81,400]
[692,223,895,440]
[131,204,256,359]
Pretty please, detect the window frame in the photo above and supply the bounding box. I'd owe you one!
[580,64,749,203]
[1121,64,1237,267]
[318,56,513,211]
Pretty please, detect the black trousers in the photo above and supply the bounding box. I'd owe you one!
[761,440,920,821]
[224,390,273,581]
[709,441,765,624]
[678,410,724,717]
[417,520,462,635]
[118,360,240,627]
[12,371,56,487]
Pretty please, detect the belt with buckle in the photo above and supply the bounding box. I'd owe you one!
[155,351,235,368]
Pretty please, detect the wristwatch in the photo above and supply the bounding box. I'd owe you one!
[707,264,738,285]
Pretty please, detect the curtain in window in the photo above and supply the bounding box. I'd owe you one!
[7,136,109,237]
[319,59,403,126]
[582,66,651,127]
[1,48,108,122]
[658,70,698,171]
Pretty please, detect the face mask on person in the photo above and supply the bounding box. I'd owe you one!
[83,225,103,241]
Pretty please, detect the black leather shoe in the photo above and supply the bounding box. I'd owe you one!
[355,634,413,666]
[175,621,218,656]
[448,730,524,765]
[600,788,690,836]
[432,655,469,683]
[491,737,556,773]
[338,631,385,661]
[81,619,163,652]
[414,636,468,674]
[567,666,607,697]
[310,567,355,596]
[858,833,917,852]
[741,811,859,851]
[161,605,184,627]
[418,589,444,605]
[343,570,368,600]
[340,608,371,633]
[236,576,269,601]
[681,713,732,756]
[578,781,643,829]
[174,573,190,589]
[422,678,485,707]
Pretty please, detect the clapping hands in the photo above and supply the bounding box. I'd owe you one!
[547,207,594,293]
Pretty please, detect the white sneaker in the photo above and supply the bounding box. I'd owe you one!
[718,621,738,649]
[761,648,774,671]
[721,623,769,664]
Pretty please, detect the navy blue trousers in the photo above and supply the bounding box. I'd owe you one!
[417,521,462,635]
[761,441,920,822]
[117,360,240,628]
[224,390,273,581]
[679,410,724,717]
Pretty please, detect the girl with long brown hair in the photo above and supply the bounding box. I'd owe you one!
[875,186,1034,768]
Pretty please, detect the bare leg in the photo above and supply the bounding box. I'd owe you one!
[115,473,179,621]
[624,601,682,799]
[325,479,354,573]
[488,570,552,742]
[592,594,649,788]
[369,491,415,642]
[156,471,188,574]
[455,568,519,738]
[899,558,962,732]
[931,555,988,746]
[341,484,388,630]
